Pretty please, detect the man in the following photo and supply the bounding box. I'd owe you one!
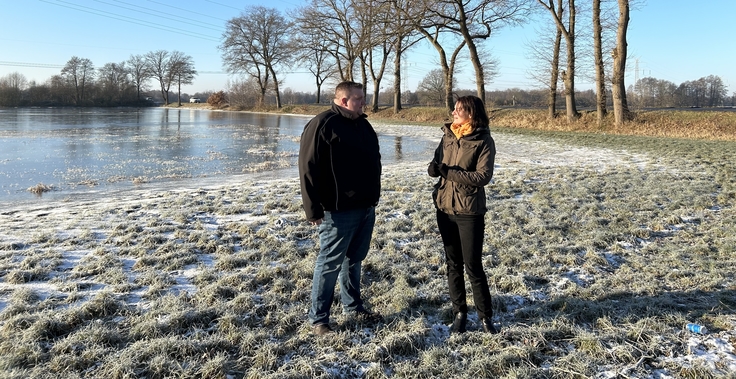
[298,81,383,336]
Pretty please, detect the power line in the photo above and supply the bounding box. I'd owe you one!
[0,61,64,69]
[40,0,221,42]
[0,61,307,76]
[94,0,224,31]
[205,0,242,11]
[146,0,228,22]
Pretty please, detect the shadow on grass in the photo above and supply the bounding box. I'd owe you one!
[503,287,736,332]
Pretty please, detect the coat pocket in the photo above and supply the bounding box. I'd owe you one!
[454,184,481,214]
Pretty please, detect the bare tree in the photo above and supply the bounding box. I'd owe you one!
[352,0,392,111]
[367,43,391,112]
[357,0,400,111]
[170,52,197,106]
[526,2,563,119]
[425,0,531,103]
[549,16,563,119]
[537,0,580,121]
[386,0,423,113]
[0,72,28,106]
[397,0,466,112]
[291,20,337,103]
[704,75,728,106]
[592,0,606,125]
[293,0,363,83]
[127,54,151,102]
[417,68,455,105]
[61,56,95,105]
[611,0,631,125]
[145,50,174,105]
[472,47,500,90]
[1,72,28,92]
[424,34,466,113]
[228,77,262,107]
[98,62,131,105]
[220,6,293,108]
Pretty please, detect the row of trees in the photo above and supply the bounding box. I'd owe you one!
[632,75,731,108]
[231,72,733,110]
[0,51,196,107]
[220,0,635,125]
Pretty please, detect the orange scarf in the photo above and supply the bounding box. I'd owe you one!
[451,121,473,139]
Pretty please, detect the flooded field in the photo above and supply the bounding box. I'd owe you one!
[0,108,437,203]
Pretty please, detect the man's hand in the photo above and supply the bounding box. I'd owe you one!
[310,218,323,226]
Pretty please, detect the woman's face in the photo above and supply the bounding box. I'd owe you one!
[452,102,470,125]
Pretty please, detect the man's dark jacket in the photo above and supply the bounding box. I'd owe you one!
[298,103,382,221]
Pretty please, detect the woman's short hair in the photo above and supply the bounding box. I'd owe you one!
[455,95,489,130]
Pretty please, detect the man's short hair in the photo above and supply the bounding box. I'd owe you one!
[335,81,363,99]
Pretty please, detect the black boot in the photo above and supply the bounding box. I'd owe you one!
[480,317,498,334]
[450,312,467,334]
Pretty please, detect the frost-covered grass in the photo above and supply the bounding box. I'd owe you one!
[0,128,735,378]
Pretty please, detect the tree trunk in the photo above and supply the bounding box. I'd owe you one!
[393,38,402,113]
[539,0,579,122]
[412,20,465,113]
[258,87,266,107]
[466,40,486,103]
[443,69,454,112]
[548,0,563,119]
[612,0,631,125]
[359,55,368,93]
[371,78,381,112]
[455,4,486,103]
[367,46,389,113]
[593,0,607,126]
[270,67,282,109]
[443,43,466,113]
[563,0,579,121]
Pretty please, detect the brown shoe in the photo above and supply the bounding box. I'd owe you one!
[312,324,335,336]
[354,309,383,324]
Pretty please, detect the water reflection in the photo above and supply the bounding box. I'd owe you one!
[0,108,435,201]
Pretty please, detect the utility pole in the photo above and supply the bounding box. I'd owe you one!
[634,58,640,109]
[402,62,409,96]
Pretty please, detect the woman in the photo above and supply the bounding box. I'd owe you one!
[427,95,497,334]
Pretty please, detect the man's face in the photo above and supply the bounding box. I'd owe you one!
[340,88,365,115]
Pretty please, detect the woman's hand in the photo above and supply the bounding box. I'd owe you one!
[438,163,449,178]
[428,161,440,177]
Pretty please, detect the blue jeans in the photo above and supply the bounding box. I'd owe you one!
[309,206,376,326]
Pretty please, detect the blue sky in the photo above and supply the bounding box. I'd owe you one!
[1,0,734,96]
